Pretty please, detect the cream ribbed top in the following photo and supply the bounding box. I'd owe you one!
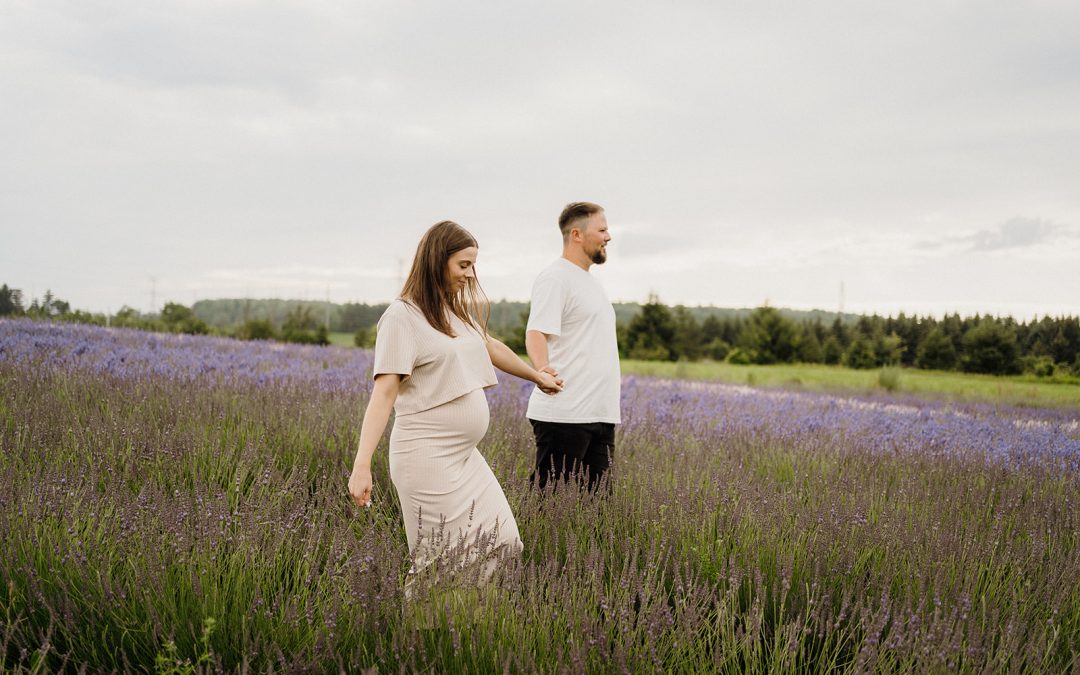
[373,299,497,415]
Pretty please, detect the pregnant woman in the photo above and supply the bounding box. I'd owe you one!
[348,221,562,590]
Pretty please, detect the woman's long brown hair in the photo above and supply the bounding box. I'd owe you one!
[399,221,490,337]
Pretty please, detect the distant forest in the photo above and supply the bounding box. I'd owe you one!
[185,297,1080,377]
[3,284,1079,378]
[187,297,849,339]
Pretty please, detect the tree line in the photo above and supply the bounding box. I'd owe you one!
[3,284,1078,377]
[614,297,1080,377]
[0,285,332,346]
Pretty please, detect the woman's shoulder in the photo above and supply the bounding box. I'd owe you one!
[379,299,420,325]
[384,298,419,315]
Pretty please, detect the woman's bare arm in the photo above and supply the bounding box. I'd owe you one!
[486,336,563,394]
[348,373,401,507]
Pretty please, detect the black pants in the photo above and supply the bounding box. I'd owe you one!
[529,419,615,492]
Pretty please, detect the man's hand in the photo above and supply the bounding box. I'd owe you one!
[536,366,564,395]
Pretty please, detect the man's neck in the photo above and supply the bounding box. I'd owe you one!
[561,247,592,271]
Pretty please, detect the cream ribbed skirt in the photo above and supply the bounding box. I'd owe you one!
[389,388,522,581]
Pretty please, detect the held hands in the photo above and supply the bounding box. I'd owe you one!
[536,365,564,395]
[348,466,373,508]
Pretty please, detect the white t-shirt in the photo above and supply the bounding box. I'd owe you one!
[526,258,621,424]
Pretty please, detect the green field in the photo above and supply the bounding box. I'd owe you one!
[621,359,1080,408]
[328,330,356,347]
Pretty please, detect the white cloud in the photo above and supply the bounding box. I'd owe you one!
[915,216,1078,258]
[969,217,1065,251]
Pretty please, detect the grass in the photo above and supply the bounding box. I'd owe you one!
[327,331,356,347]
[621,359,1080,409]
[1,320,1077,672]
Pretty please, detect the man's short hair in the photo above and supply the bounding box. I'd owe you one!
[559,202,604,239]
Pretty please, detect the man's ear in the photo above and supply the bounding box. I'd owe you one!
[570,227,584,243]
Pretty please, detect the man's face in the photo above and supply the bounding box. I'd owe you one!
[578,212,611,265]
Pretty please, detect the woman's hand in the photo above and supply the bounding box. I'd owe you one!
[535,366,563,395]
[348,465,373,508]
[347,373,399,511]
[486,336,565,392]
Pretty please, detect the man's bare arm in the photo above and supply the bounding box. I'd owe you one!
[525,330,551,371]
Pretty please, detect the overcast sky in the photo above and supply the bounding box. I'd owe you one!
[2,0,1079,319]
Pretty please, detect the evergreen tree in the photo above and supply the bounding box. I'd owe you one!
[873,331,904,367]
[624,295,676,361]
[961,319,1021,375]
[796,325,824,363]
[829,317,850,348]
[740,306,798,364]
[700,314,731,360]
[890,312,924,366]
[822,336,844,365]
[671,306,703,360]
[1062,319,1080,365]
[1049,327,1075,365]
[27,290,69,318]
[844,334,877,369]
[855,315,878,339]
[701,315,724,344]
[0,284,24,316]
[915,327,957,370]
[724,317,744,344]
[705,338,731,361]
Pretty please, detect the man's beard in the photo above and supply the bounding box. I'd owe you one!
[590,247,607,265]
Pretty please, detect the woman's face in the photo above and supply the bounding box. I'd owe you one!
[446,246,478,293]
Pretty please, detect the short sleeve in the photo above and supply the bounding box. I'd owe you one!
[527,272,564,336]
[373,305,418,378]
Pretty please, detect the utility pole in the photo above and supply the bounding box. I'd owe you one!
[149,275,157,315]
[839,281,845,317]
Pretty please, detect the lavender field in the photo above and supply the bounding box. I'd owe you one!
[1,318,1078,673]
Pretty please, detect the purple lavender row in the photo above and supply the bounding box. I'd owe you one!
[488,370,1080,472]
[0,318,375,394]
[5,318,1078,472]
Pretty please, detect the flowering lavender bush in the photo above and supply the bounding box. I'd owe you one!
[1,318,1077,672]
